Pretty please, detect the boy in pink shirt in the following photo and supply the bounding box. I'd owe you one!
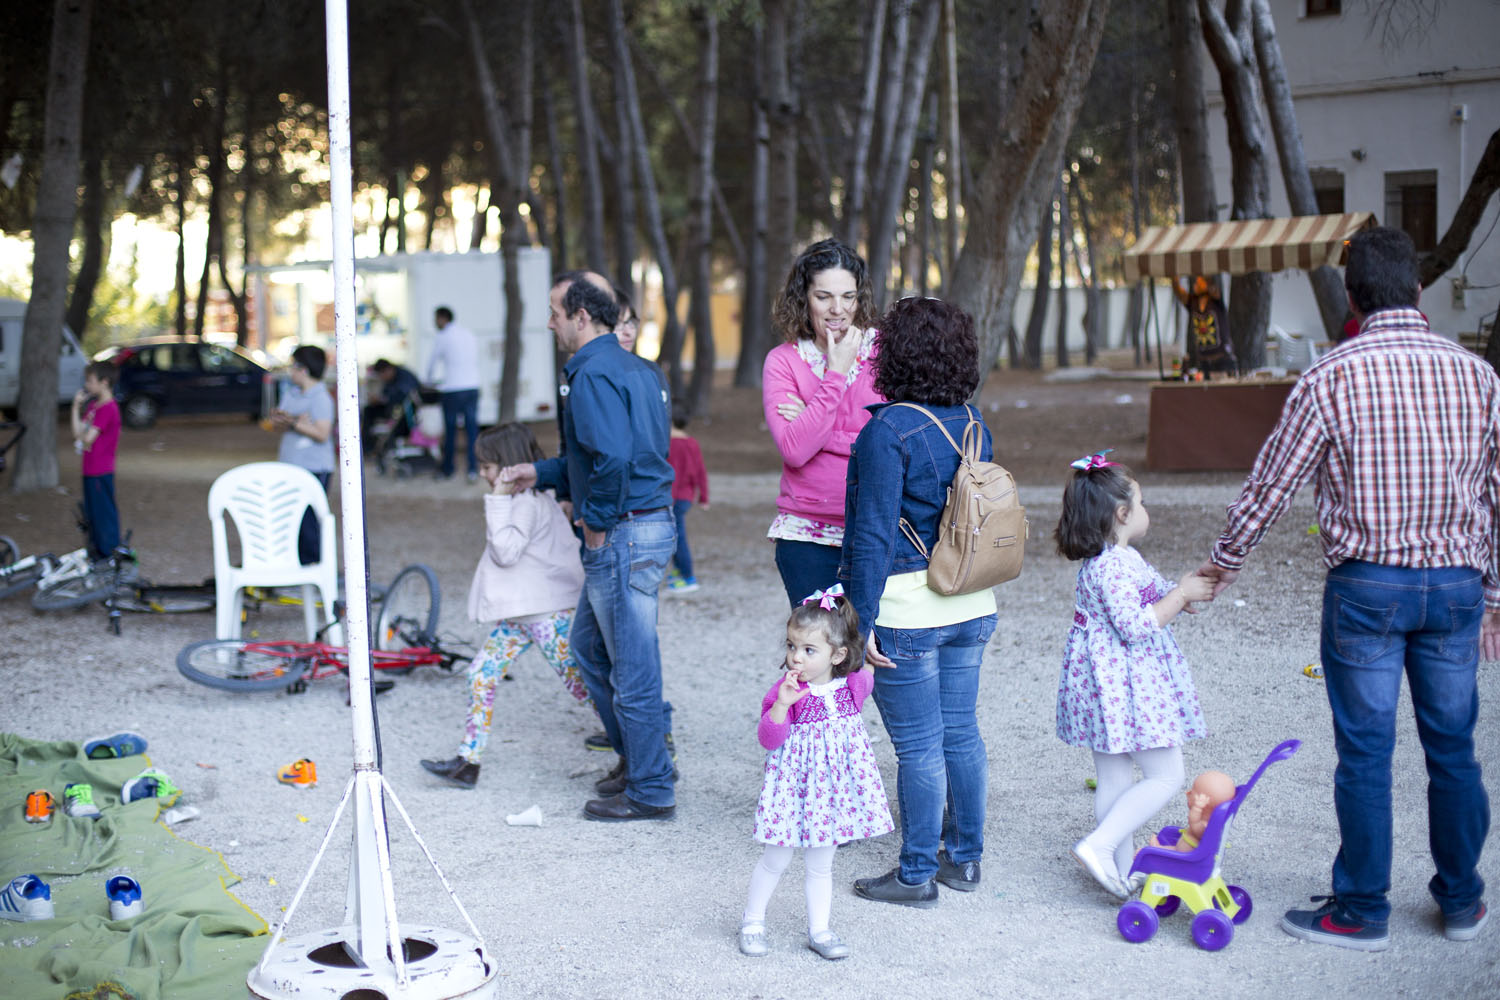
[71,361,121,559]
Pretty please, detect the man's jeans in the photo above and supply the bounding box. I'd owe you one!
[870,614,997,884]
[572,511,676,807]
[1321,560,1490,925]
[440,389,480,477]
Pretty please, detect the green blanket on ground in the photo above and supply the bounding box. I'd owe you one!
[0,733,267,1000]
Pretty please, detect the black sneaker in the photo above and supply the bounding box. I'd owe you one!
[1445,900,1488,942]
[584,730,613,752]
[852,868,938,909]
[1280,895,1389,951]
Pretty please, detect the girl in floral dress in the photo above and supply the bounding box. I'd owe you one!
[739,586,893,961]
[1053,453,1214,899]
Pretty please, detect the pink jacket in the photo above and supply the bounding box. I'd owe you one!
[757,667,875,750]
[761,339,883,526]
[467,490,585,622]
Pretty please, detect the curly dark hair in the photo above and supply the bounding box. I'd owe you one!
[1053,463,1135,561]
[772,239,876,343]
[872,297,979,405]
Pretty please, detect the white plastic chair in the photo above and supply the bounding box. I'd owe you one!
[209,462,341,644]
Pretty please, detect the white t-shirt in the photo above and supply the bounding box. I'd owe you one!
[426,321,481,392]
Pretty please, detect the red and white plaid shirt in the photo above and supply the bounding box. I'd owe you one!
[1212,307,1500,609]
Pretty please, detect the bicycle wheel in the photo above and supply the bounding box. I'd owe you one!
[375,564,440,651]
[113,583,216,614]
[32,562,119,610]
[177,639,310,692]
[0,555,52,600]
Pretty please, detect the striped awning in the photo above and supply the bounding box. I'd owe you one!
[1122,212,1377,281]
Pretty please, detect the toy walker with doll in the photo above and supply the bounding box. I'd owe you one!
[1116,739,1300,951]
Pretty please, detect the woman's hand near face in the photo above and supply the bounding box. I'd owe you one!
[825,325,861,375]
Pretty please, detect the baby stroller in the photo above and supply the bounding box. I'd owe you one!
[372,386,443,478]
[1116,739,1301,951]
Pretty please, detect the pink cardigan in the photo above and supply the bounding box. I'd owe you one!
[467,490,585,622]
[757,667,875,750]
[761,339,883,526]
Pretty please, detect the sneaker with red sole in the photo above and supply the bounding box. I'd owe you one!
[1445,900,1488,942]
[1281,895,1389,951]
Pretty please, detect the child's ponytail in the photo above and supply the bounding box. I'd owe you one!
[788,585,863,677]
[1054,451,1135,561]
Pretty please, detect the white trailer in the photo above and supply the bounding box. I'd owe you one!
[251,247,556,423]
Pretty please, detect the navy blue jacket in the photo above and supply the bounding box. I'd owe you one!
[840,401,994,634]
[535,333,673,531]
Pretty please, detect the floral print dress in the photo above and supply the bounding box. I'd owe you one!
[753,670,894,847]
[1055,544,1208,753]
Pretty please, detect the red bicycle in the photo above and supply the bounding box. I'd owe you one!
[176,564,470,692]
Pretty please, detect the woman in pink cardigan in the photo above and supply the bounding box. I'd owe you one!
[762,239,883,606]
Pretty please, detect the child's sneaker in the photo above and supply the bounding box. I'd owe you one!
[24,789,55,823]
[83,732,148,759]
[583,730,613,752]
[666,575,699,594]
[277,759,317,787]
[121,768,182,806]
[106,875,144,920]
[64,782,102,819]
[0,875,54,921]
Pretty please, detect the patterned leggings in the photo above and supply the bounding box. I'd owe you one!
[459,610,591,762]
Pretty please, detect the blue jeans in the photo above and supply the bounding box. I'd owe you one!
[82,473,119,560]
[571,511,676,807]
[671,499,695,580]
[773,539,842,607]
[440,389,480,477]
[1321,560,1490,925]
[870,614,997,884]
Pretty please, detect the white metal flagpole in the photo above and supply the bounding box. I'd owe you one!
[246,2,497,995]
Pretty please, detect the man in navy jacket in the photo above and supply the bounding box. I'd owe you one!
[502,271,678,821]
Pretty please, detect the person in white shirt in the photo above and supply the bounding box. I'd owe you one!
[427,306,483,480]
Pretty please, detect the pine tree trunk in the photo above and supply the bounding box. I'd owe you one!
[540,58,569,269]
[841,0,888,244]
[735,23,772,388]
[1421,128,1500,288]
[1250,0,1345,339]
[941,0,960,289]
[13,0,91,493]
[867,0,942,306]
[610,53,637,300]
[565,0,607,272]
[66,151,107,339]
[947,0,1109,384]
[686,8,719,416]
[1072,168,1102,363]
[174,151,188,338]
[1169,0,1217,225]
[1022,184,1056,371]
[1056,173,1072,369]
[1200,0,1272,369]
[763,0,797,283]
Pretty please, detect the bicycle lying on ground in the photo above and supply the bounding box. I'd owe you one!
[176,564,466,693]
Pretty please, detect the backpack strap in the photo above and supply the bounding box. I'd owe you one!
[891,402,982,558]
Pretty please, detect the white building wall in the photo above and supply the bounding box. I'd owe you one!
[1202,0,1500,341]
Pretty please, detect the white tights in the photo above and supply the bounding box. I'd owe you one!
[741,844,837,937]
[1083,746,1185,881]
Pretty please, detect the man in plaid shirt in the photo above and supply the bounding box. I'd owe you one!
[1202,227,1497,951]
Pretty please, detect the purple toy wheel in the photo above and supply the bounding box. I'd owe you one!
[1117,900,1159,943]
[1192,908,1234,950]
[1211,885,1253,924]
[1155,895,1181,917]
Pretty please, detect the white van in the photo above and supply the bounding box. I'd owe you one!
[0,298,87,413]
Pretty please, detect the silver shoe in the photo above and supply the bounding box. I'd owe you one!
[1072,839,1129,900]
[738,923,768,957]
[807,931,850,960]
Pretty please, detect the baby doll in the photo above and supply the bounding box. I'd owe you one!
[1149,770,1235,852]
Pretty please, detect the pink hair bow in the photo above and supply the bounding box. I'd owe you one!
[1070,450,1118,471]
[801,583,845,610]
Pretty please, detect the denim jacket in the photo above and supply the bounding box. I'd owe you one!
[840,401,994,634]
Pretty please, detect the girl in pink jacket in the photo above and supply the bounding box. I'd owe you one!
[420,423,590,789]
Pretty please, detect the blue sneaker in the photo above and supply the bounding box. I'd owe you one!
[84,732,148,759]
[121,768,181,807]
[106,875,143,920]
[0,875,54,922]
[1281,895,1389,952]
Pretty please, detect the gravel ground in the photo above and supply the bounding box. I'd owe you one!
[2,361,1497,999]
